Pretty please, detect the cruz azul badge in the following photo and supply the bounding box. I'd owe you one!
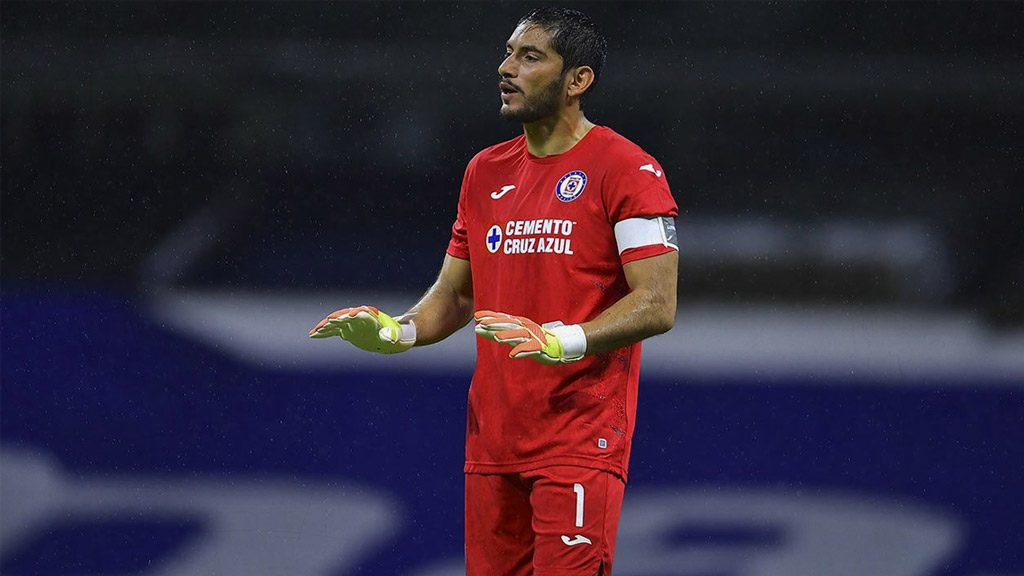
[555,170,587,202]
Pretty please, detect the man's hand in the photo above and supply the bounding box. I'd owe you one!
[473,310,586,364]
[309,306,416,354]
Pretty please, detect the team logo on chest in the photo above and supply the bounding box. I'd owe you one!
[555,170,587,202]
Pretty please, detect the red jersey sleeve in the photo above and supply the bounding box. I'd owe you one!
[602,148,678,223]
[446,156,475,260]
[601,145,679,264]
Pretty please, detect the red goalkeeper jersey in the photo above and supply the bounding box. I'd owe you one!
[447,125,678,481]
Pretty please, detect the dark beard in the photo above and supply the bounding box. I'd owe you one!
[499,74,565,123]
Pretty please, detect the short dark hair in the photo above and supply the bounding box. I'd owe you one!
[517,7,608,106]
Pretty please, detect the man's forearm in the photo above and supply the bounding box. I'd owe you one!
[579,251,678,355]
[406,255,474,346]
[579,285,675,355]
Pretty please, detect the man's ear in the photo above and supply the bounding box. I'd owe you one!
[565,66,596,100]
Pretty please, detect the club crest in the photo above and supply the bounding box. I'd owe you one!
[555,170,587,202]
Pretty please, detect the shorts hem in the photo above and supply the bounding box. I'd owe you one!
[533,559,603,576]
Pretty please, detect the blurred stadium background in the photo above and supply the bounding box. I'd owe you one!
[2,2,1022,575]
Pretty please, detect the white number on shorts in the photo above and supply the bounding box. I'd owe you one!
[573,482,585,528]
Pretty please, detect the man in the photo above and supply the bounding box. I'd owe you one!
[311,7,678,575]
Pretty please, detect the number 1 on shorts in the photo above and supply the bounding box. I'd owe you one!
[573,482,585,528]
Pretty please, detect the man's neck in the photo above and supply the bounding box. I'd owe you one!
[522,110,595,157]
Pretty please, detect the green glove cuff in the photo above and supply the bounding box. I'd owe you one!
[378,319,416,353]
[548,323,587,361]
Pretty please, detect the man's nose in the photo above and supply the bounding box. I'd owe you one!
[498,55,516,78]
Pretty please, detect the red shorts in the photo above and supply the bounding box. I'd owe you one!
[465,466,625,576]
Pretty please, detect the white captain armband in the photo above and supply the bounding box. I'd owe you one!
[613,216,678,255]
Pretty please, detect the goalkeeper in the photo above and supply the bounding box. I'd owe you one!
[311,7,678,576]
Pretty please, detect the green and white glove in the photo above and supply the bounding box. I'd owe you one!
[473,310,586,365]
[309,305,416,354]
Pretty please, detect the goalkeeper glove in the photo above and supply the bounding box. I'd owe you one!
[473,310,587,364]
[309,306,416,354]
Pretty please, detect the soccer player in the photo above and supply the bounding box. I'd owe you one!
[310,7,678,576]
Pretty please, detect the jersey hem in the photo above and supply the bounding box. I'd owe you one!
[620,243,678,265]
[464,456,628,483]
[445,245,470,260]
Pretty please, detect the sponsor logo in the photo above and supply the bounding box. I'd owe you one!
[485,225,503,254]
[614,489,961,576]
[486,219,576,256]
[639,163,663,177]
[490,185,516,200]
[555,170,587,202]
[561,534,593,546]
[2,448,398,576]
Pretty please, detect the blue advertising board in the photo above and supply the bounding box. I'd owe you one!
[2,290,1022,575]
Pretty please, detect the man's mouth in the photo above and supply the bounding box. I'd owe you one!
[499,81,519,95]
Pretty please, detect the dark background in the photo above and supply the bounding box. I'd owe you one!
[3,1,1023,323]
